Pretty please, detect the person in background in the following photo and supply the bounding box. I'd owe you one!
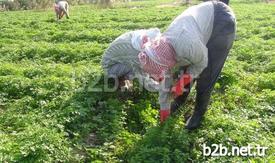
[54,0,69,21]
[101,0,236,130]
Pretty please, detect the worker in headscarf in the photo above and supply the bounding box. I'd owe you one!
[54,0,69,21]
[101,0,236,130]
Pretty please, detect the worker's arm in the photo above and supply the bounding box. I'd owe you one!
[171,40,208,98]
[158,71,174,123]
[137,71,173,123]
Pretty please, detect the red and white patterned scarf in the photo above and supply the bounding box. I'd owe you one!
[138,37,176,81]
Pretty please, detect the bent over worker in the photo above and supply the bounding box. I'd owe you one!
[54,0,69,21]
[101,0,236,130]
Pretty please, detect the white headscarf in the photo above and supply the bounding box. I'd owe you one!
[131,28,161,52]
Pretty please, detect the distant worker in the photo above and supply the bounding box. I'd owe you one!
[54,0,69,21]
[101,0,236,130]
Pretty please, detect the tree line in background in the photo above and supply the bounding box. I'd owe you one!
[0,0,124,10]
[0,0,270,11]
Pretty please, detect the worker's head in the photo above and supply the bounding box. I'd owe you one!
[105,63,134,90]
[54,4,59,11]
[138,37,176,81]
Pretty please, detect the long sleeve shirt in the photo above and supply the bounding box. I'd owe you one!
[157,1,215,109]
[164,1,214,78]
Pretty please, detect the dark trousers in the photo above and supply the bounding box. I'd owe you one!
[171,2,236,114]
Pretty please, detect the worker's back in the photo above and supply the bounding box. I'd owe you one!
[56,0,68,10]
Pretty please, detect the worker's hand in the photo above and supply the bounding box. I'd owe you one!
[118,77,133,91]
[120,80,133,91]
[160,109,170,123]
[171,74,192,98]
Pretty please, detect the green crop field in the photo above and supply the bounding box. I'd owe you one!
[0,0,274,162]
